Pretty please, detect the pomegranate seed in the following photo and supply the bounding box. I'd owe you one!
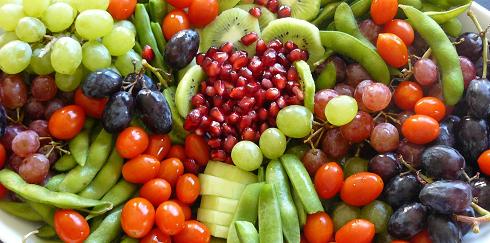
[210,107,225,122]
[277,5,291,18]
[225,156,233,164]
[245,82,259,94]
[212,51,229,63]
[200,116,211,128]
[200,81,207,93]
[222,123,236,136]
[248,57,264,76]
[236,76,247,87]
[292,86,304,100]
[227,112,240,124]
[266,0,279,13]
[142,45,155,62]
[286,95,302,105]
[211,150,227,161]
[301,50,309,60]
[270,63,286,75]
[197,105,209,115]
[267,39,283,51]
[209,121,222,137]
[268,117,277,126]
[212,95,223,107]
[222,100,234,113]
[183,158,200,174]
[220,63,232,80]
[262,70,272,79]
[220,42,234,54]
[195,128,206,136]
[260,123,269,133]
[214,80,225,96]
[202,57,212,69]
[206,47,218,57]
[233,56,249,70]
[224,135,238,152]
[240,67,254,80]
[272,74,287,89]
[206,86,216,96]
[287,49,303,62]
[249,7,262,18]
[206,61,221,77]
[277,96,286,108]
[255,0,268,6]
[277,53,289,67]
[184,109,202,131]
[229,51,247,63]
[269,102,280,117]
[265,88,280,100]
[258,108,268,120]
[261,48,277,66]
[230,87,245,99]
[256,39,267,55]
[196,53,206,65]
[230,71,239,82]
[255,89,265,108]
[285,41,298,52]
[248,110,258,121]
[191,94,207,107]
[242,128,257,141]
[239,97,256,112]
[208,138,222,149]
[261,78,273,89]
[241,32,259,46]
[287,66,299,81]
[239,115,253,131]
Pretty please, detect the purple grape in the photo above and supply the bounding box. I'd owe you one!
[359,19,382,44]
[413,58,438,86]
[383,173,423,209]
[419,180,472,214]
[427,214,462,243]
[346,63,372,87]
[456,32,483,62]
[459,56,476,88]
[368,152,402,182]
[421,145,465,180]
[388,202,428,240]
[397,139,425,169]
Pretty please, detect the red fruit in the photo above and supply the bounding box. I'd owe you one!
[249,7,262,18]
[241,32,259,46]
[277,5,291,18]
[266,0,279,13]
[142,45,155,62]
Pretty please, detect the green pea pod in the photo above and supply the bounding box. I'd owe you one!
[69,130,90,166]
[151,22,166,54]
[44,174,66,191]
[316,61,336,90]
[120,236,139,243]
[257,166,265,182]
[350,0,371,18]
[326,22,336,31]
[442,17,463,38]
[36,225,57,239]
[421,2,445,12]
[85,206,123,243]
[258,184,283,243]
[425,2,471,24]
[90,216,104,231]
[234,221,259,243]
[79,148,123,199]
[149,0,167,22]
[400,5,464,105]
[424,0,451,8]
[398,0,422,9]
[54,154,77,172]
[88,179,138,220]
[134,41,143,54]
[280,154,323,214]
[265,160,300,243]
[311,2,341,27]
[335,2,375,49]
[319,31,390,84]
[83,117,96,130]
[27,201,55,226]
[291,187,307,227]
[59,129,113,194]
[135,4,165,69]
[90,123,103,143]
[0,201,43,221]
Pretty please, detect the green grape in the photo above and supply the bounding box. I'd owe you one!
[231,141,263,171]
[114,49,142,76]
[30,47,54,75]
[55,66,84,92]
[114,20,136,35]
[0,4,24,31]
[259,128,287,159]
[23,0,49,17]
[51,37,82,75]
[0,40,32,74]
[43,3,75,32]
[75,10,113,40]
[0,32,18,48]
[276,105,313,138]
[102,26,135,56]
[325,95,358,126]
[76,0,109,11]
[0,0,21,7]
[51,0,78,10]
[15,17,46,43]
[82,40,111,71]
[108,65,121,75]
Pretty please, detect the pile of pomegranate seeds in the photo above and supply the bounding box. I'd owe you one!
[184,39,309,162]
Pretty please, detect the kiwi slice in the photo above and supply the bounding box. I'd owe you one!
[218,0,241,12]
[237,4,277,30]
[294,60,315,112]
[262,18,325,66]
[201,8,261,55]
[175,65,206,118]
[279,0,321,21]
[163,87,188,144]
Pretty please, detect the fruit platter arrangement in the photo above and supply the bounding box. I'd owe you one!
[0,0,490,242]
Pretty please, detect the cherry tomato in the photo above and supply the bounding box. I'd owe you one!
[108,0,136,20]
[173,220,211,243]
[158,158,185,186]
[176,173,200,204]
[122,155,161,184]
[377,33,408,68]
[300,235,309,243]
[146,134,172,161]
[304,212,334,243]
[162,9,190,40]
[121,197,155,239]
[140,228,171,243]
[401,115,440,145]
[140,178,172,206]
[394,81,423,110]
[392,241,410,243]
[314,162,344,199]
[74,88,108,119]
[410,229,432,243]
[169,199,192,220]
[414,97,446,122]
[0,184,7,198]
[167,0,193,9]
[48,105,86,140]
[335,219,375,243]
[167,145,186,160]
[185,134,210,166]
[0,143,6,169]
[340,172,384,206]
[478,150,490,176]
[382,19,415,46]
[116,127,149,159]
[188,0,219,28]
[54,209,90,243]
[155,201,185,235]
[370,0,398,25]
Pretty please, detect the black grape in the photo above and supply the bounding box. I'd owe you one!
[419,180,472,214]
[465,78,490,119]
[136,89,172,134]
[388,202,427,240]
[383,173,423,209]
[82,69,123,98]
[368,152,403,182]
[427,214,462,243]
[421,145,465,180]
[102,91,134,133]
[456,117,488,162]
[433,115,460,147]
[471,177,490,211]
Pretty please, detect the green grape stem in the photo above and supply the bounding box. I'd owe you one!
[467,10,488,79]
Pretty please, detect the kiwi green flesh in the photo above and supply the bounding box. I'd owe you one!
[294,60,315,111]
[237,4,277,30]
[175,65,206,118]
[280,0,321,21]
[163,87,188,143]
[218,0,241,13]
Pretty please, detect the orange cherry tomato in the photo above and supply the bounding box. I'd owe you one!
[382,19,415,46]
[335,219,375,243]
[145,134,172,161]
[176,173,200,204]
[116,126,149,159]
[74,88,108,119]
[304,212,334,243]
[167,145,186,161]
[122,155,161,184]
[108,0,137,20]
[314,162,344,199]
[410,229,432,243]
[370,0,398,25]
[0,184,6,198]
[140,228,171,243]
[169,199,192,220]
[167,0,193,9]
[162,9,190,40]
[185,134,210,166]
[54,209,90,243]
[48,105,86,140]
[158,158,185,186]
[401,115,440,145]
[394,81,423,110]
[173,220,211,243]
[188,0,219,28]
[478,150,490,176]
[155,201,185,235]
[340,172,384,206]
[414,97,446,122]
[140,178,172,206]
[121,198,155,239]
[377,33,408,68]
[0,143,6,169]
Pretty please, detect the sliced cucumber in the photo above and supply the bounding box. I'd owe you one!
[199,174,247,200]
[200,195,239,214]
[197,208,234,226]
[204,161,257,185]
[202,222,230,239]
[175,65,206,118]
[294,60,315,112]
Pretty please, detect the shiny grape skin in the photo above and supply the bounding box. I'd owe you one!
[427,214,462,243]
[102,91,134,133]
[456,117,488,162]
[0,104,6,136]
[82,68,123,98]
[433,115,460,147]
[397,139,425,169]
[1,125,26,151]
[471,177,490,211]
[301,148,327,176]
[388,202,428,240]
[421,145,465,180]
[465,78,490,119]
[368,152,403,182]
[419,180,472,214]
[458,207,475,235]
[136,89,172,134]
[383,173,423,209]
[321,128,350,159]
[125,73,159,96]
[164,29,200,69]
[456,32,483,62]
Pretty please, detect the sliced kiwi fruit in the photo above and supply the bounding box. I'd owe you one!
[201,8,261,55]
[163,87,188,144]
[279,0,321,21]
[237,4,277,30]
[294,60,315,112]
[262,18,325,66]
[175,65,206,118]
[218,0,241,12]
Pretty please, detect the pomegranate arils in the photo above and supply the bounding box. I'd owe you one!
[224,136,238,152]
[236,76,247,87]
[285,41,298,52]
[213,80,225,96]
[196,53,206,65]
[287,66,299,81]
[277,96,287,108]
[239,97,256,112]
[211,150,227,161]
[220,42,234,54]
[205,86,216,96]
[191,94,207,107]
[206,47,218,57]
[184,109,202,130]
[210,107,225,122]
[241,32,259,46]
[277,5,292,18]
[230,87,246,99]
[266,0,279,13]
[266,88,280,100]
[277,53,289,67]
[208,138,222,148]
[262,48,277,66]
[249,7,262,18]
[256,39,267,55]
[209,121,222,137]
[273,74,287,89]
[271,63,286,75]
[142,45,155,62]
[240,67,254,80]
[248,57,264,76]
[242,128,257,141]
[200,116,211,128]
[287,48,304,62]
[206,61,221,77]
[268,39,283,51]
[239,116,253,131]
[255,0,268,6]
[227,112,240,124]
[212,51,229,63]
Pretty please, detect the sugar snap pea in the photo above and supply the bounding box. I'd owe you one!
[235,221,259,243]
[311,2,341,27]
[36,225,57,239]
[319,31,390,84]
[335,2,375,49]
[258,184,283,243]
[426,2,471,24]
[149,0,167,23]
[350,0,371,18]
[90,216,104,231]
[85,206,123,243]
[291,187,307,227]
[257,166,265,182]
[135,4,165,69]
[53,154,77,172]
[0,201,43,221]
[399,0,422,9]
[400,5,464,105]
[59,129,113,193]
[27,201,55,226]
[134,41,142,54]
[442,17,463,37]
[69,130,90,166]
[151,22,166,53]
[44,173,66,191]
[88,179,138,220]
[316,61,336,90]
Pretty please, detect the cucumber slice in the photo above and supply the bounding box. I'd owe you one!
[175,65,206,118]
[204,161,257,185]
[199,174,247,199]
[197,208,234,226]
[200,195,239,214]
[202,222,229,239]
[294,60,315,112]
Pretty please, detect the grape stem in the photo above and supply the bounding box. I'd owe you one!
[39,36,58,58]
[455,202,490,233]
[22,230,39,243]
[467,10,488,79]
[142,59,169,88]
[397,155,433,183]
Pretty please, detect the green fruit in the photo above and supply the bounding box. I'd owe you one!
[294,60,315,111]
[279,0,320,21]
[204,161,258,184]
[316,61,336,90]
[218,0,241,12]
[199,174,247,200]
[286,143,309,159]
[203,222,229,239]
[236,4,276,29]
[197,208,234,226]
[343,157,369,178]
[175,65,205,118]
[231,141,263,172]
[259,128,287,159]
[332,202,361,230]
[200,195,239,214]
[163,87,189,144]
[360,200,393,233]
[276,105,313,138]
[235,221,259,243]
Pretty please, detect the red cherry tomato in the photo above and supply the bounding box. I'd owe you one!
[155,201,185,235]
[411,229,432,243]
[394,81,423,110]
[167,145,186,160]
[158,158,185,186]
[108,0,137,20]
[74,88,108,119]
[0,184,7,198]
[140,228,171,243]
[54,209,90,243]
[370,0,398,25]
[335,219,375,243]
[48,105,86,140]
[377,33,409,68]
[167,0,193,9]
[477,150,490,176]
[173,220,211,243]
[162,9,190,40]
[188,0,219,28]
[0,143,6,169]
[185,134,210,166]
[122,155,161,184]
[116,127,149,159]
[145,134,172,161]
[314,162,344,199]
[382,19,415,46]
[169,200,192,220]
[401,115,440,145]
[414,97,446,122]
[140,178,172,206]
[121,198,155,239]
[176,173,200,204]
[304,212,334,243]
[340,172,384,206]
